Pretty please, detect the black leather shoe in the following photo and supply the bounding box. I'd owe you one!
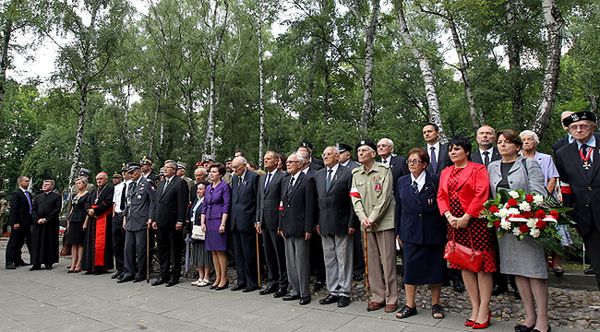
[117,273,134,283]
[30,265,42,271]
[5,264,16,270]
[111,271,124,279]
[282,294,300,301]
[243,286,259,293]
[514,324,535,332]
[151,278,168,286]
[215,281,229,290]
[231,283,246,291]
[319,294,339,305]
[259,284,278,295]
[337,296,351,308]
[133,276,145,283]
[165,280,178,287]
[273,289,287,298]
[299,296,311,305]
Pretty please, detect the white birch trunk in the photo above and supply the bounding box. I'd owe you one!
[257,23,265,167]
[67,92,88,186]
[360,0,380,132]
[204,58,216,158]
[531,0,563,138]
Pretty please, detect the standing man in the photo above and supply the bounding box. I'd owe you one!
[337,143,360,169]
[30,180,62,270]
[177,162,195,191]
[140,157,160,185]
[471,125,500,166]
[256,151,288,297]
[279,153,314,305]
[299,142,324,171]
[111,169,128,279]
[83,172,115,274]
[150,160,189,287]
[190,167,208,202]
[118,163,155,283]
[351,139,398,313]
[5,176,33,269]
[377,138,409,194]
[230,156,260,292]
[422,123,450,174]
[308,146,358,308]
[556,111,600,289]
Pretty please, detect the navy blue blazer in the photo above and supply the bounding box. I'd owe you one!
[230,170,259,233]
[394,172,446,245]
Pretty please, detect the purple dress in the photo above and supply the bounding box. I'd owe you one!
[201,181,231,251]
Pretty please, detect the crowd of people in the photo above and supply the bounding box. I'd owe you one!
[4,110,600,332]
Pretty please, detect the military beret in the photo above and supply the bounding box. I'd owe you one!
[177,162,187,170]
[127,162,142,172]
[563,111,597,127]
[78,168,91,177]
[112,173,123,179]
[299,142,314,150]
[140,156,153,165]
[355,139,377,152]
[337,143,352,153]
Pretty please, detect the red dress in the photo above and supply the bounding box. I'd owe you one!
[447,167,496,272]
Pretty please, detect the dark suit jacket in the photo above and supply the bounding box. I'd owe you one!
[471,147,501,165]
[230,171,259,233]
[256,170,286,230]
[8,189,32,227]
[151,176,189,229]
[309,158,324,171]
[307,165,358,236]
[395,172,445,244]
[380,155,409,193]
[552,135,570,156]
[556,141,600,236]
[425,143,451,174]
[279,173,313,237]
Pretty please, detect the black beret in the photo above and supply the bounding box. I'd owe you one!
[337,143,352,153]
[299,142,314,150]
[127,162,142,172]
[563,111,597,127]
[356,139,377,152]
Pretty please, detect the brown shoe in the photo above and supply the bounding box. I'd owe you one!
[367,301,385,312]
[384,303,398,313]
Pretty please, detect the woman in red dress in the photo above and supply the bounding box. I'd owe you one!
[437,137,496,329]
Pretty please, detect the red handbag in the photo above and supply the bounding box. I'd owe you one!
[444,227,483,273]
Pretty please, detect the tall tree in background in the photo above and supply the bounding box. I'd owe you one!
[360,0,380,132]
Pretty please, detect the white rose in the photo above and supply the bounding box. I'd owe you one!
[530,228,541,238]
[533,195,544,205]
[509,190,520,199]
[519,201,531,211]
[512,228,521,236]
[527,218,537,228]
[498,208,509,218]
[508,208,520,216]
[500,219,512,230]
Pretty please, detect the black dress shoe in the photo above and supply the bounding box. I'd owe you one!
[319,294,339,305]
[231,283,246,291]
[117,274,135,283]
[337,296,351,308]
[151,278,168,286]
[282,294,300,301]
[243,286,259,293]
[514,324,535,332]
[111,271,124,279]
[299,296,311,305]
[5,264,16,270]
[259,284,278,295]
[273,289,287,298]
[133,276,145,283]
[165,280,179,287]
[215,281,229,290]
[30,265,42,271]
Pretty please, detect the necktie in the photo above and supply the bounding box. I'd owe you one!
[430,146,437,171]
[412,181,419,194]
[326,169,333,192]
[163,179,170,193]
[238,176,243,191]
[24,191,32,214]
[264,173,272,192]
[483,151,490,167]
[120,183,127,211]
[288,177,295,194]
[383,159,388,164]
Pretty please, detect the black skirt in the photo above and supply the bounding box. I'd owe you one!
[402,242,445,285]
[65,223,85,245]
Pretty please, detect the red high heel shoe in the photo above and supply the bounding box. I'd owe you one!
[464,319,475,327]
[472,313,491,329]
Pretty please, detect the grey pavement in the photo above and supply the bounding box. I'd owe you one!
[0,251,572,332]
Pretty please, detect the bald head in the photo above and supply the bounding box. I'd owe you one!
[96,172,108,187]
[232,156,248,176]
[561,111,575,130]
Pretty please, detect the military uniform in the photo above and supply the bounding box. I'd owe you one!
[351,160,398,309]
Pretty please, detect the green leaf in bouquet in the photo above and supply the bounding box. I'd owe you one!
[497,189,511,203]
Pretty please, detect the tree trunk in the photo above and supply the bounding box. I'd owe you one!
[359,0,380,133]
[257,23,265,167]
[447,10,481,130]
[0,15,13,113]
[68,91,88,186]
[530,0,563,138]
[505,0,524,127]
[204,58,216,158]
[395,0,444,138]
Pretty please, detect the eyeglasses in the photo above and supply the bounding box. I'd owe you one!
[569,124,592,131]
[406,159,423,165]
[286,160,301,164]
[164,166,176,169]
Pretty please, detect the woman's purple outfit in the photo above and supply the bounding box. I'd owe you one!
[201,181,231,251]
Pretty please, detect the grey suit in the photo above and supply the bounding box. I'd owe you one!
[124,177,155,279]
[488,157,546,197]
[256,170,288,291]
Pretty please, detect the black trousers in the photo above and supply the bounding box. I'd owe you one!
[231,228,258,288]
[124,229,147,278]
[309,233,326,283]
[5,225,32,266]
[112,213,126,272]
[262,227,288,290]
[352,229,365,274]
[584,227,600,290]
[156,227,183,281]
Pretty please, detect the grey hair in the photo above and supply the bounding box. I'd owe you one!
[378,138,394,149]
[288,152,305,163]
[519,130,539,144]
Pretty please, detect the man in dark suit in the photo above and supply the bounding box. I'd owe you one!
[423,123,451,174]
[552,111,574,155]
[556,111,600,289]
[377,138,409,194]
[5,176,33,269]
[307,146,358,308]
[256,151,288,297]
[337,143,361,169]
[471,125,500,166]
[230,156,260,292]
[299,142,324,171]
[141,156,160,186]
[150,160,189,287]
[279,153,314,305]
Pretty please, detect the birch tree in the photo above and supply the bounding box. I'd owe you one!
[359,0,380,132]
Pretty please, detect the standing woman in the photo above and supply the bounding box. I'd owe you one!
[437,137,496,329]
[395,148,446,320]
[66,177,90,273]
[489,130,549,332]
[201,163,231,290]
[190,182,212,286]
